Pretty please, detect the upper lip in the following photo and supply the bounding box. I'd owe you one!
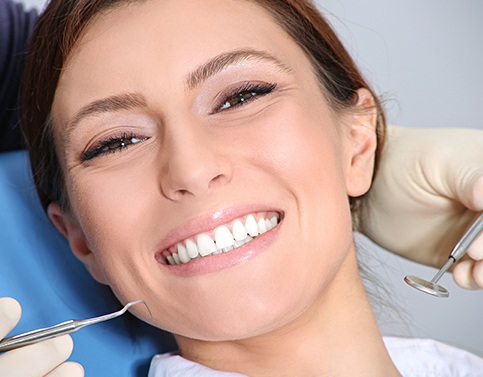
[154,203,283,255]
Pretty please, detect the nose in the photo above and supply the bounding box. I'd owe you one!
[159,121,232,201]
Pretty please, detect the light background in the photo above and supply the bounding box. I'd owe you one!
[314,0,483,357]
[17,0,483,356]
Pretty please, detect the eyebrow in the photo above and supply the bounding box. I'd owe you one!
[66,92,147,137]
[65,49,291,135]
[185,48,293,90]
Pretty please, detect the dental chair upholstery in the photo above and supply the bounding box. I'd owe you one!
[0,150,177,376]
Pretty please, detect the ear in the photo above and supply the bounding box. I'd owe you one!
[344,88,378,197]
[47,202,109,285]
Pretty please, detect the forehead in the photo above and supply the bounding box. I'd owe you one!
[53,0,313,124]
[62,0,298,77]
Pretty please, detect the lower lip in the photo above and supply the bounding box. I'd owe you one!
[157,221,282,277]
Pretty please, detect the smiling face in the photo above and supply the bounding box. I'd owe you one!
[49,0,377,342]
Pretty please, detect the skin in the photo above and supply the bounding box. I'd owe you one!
[48,0,401,375]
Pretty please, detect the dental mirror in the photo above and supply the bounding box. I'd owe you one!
[404,212,483,298]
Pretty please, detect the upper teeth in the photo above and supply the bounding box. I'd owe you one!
[165,214,279,265]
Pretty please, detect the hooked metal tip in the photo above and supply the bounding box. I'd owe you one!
[127,300,153,320]
[0,299,153,353]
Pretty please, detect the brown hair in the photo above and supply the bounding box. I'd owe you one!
[22,0,385,225]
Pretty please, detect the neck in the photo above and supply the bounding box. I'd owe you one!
[175,249,401,377]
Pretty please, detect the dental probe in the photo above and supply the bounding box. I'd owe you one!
[0,300,149,352]
[405,212,483,298]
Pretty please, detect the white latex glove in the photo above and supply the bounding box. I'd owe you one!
[0,297,84,377]
[361,126,483,289]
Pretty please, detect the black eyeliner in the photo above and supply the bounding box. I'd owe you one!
[213,81,277,114]
[81,132,146,161]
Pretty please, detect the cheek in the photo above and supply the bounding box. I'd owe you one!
[66,165,159,269]
[246,98,349,205]
[65,171,183,326]
[230,102,354,319]
[269,104,354,261]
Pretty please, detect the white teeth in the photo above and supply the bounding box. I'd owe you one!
[186,239,199,259]
[222,245,234,252]
[232,220,248,241]
[197,233,217,256]
[234,239,245,248]
[270,216,278,228]
[258,218,267,234]
[234,236,253,248]
[177,243,190,263]
[245,214,258,237]
[214,225,235,249]
[265,219,272,230]
[165,214,280,265]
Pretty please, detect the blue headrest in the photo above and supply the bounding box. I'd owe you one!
[0,151,176,376]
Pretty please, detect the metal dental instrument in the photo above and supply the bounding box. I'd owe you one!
[0,300,148,352]
[405,212,483,298]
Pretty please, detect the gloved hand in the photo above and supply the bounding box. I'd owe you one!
[361,126,483,289]
[0,297,84,377]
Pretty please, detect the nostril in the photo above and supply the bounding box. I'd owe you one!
[209,174,228,188]
[161,155,232,200]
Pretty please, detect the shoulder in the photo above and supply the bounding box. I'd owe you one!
[148,353,247,377]
[384,336,483,377]
[0,0,39,152]
[0,0,38,55]
[148,338,483,377]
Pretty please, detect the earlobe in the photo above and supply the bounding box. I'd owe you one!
[345,88,378,197]
[47,202,71,238]
[47,202,109,285]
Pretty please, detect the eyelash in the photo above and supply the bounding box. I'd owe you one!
[81,132,148,161]
[80,82,277,161]
[215,81,277,113]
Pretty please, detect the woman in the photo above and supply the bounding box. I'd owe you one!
[2,0,483,376]
[1,0,482,289]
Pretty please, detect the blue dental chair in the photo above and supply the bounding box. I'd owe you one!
[0,150,177,376]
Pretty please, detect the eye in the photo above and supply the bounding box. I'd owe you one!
[215,82,277,113]
[81,132,148,161]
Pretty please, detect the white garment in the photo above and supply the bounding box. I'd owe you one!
[148,337,483,377]
[383,337,483,377]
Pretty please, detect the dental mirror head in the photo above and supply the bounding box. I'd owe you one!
[404,255,454,298]
[404,212,483,298]
[404,275,449,298]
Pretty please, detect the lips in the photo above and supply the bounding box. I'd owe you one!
[159,212,280,265]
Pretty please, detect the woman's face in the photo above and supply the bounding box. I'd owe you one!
[51,0,374,340]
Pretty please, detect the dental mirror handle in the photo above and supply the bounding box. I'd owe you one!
[449,212,483,262]
[405,212,483,298]
[431,212,483,284]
